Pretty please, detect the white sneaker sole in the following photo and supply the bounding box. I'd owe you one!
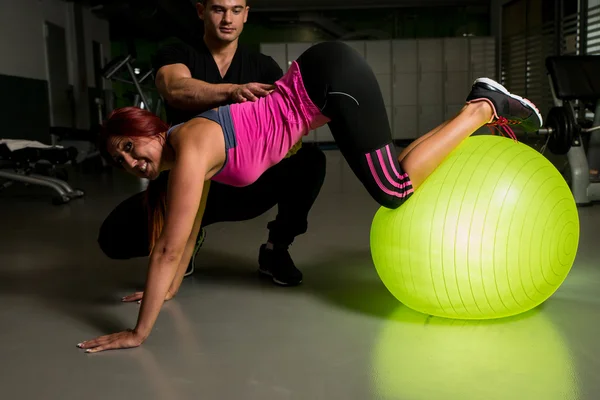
[474,77,544,128]
[258,268,301,286]
[184,228,206,277]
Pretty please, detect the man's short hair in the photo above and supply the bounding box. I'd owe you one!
[198,0,249,5]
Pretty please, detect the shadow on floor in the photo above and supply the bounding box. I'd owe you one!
[0,246,402,331]
[190,246,401,320]
[0,260,146,334]
[294,248,401,320]
[2,244,586,337]
[189,247,597,329]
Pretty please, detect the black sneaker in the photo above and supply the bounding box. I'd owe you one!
[258,244,303,286]
[466,77,543,138]
[185,228,206,277]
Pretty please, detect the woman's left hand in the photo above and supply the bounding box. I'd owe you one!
[77,329,145,353]
[122,290,175,304]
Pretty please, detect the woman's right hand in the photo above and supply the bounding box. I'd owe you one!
[122,290,174,304]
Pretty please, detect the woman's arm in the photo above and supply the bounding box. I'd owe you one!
[133,139,214,340]
[78,122,224,353]
[121,181,211,304]
[168,180,211,296]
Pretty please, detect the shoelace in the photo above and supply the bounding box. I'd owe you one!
[486,116,519,142]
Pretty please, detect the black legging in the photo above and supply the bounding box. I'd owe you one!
[297,41,414,209]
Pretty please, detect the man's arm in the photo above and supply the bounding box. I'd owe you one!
[156,64,235,111]
[152,43,231,110]
[156,64,275,110]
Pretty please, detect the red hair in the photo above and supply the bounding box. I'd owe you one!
[98,106,171,253]
[98,107,169,163]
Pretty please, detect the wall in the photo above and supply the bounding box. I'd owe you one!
[241,5,490,48]
[111,5,491,59]
[587,0,600,54]
[489,0,513,79]
[84,6,111,90]
[0,0,110,142]
[81,4,111,131]
[0,0,47,80]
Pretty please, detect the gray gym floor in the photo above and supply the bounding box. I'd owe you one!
[1,149,599,400]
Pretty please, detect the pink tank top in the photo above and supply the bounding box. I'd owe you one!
[209,61,330,187]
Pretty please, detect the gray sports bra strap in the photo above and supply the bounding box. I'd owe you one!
[165,109,220,138]
[196,109,219,124]
[166,123,182,137]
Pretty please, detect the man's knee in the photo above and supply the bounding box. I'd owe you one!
[98,222,150,260]
[97,221,124,259]
[97,192,149,260]
[97,214,132,259]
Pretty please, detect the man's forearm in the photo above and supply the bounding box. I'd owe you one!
[165,78,236,111]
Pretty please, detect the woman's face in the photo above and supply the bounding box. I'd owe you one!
[108,135,165,180]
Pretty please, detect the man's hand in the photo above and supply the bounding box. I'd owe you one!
[122,290,175,304]
[230,83,275,103]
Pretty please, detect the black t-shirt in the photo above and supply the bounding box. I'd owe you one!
[153,40,284,125]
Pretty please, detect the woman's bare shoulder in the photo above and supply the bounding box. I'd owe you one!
[168,116,226,174]
[169,117,222,146]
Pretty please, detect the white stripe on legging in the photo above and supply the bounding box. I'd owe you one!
[328,91,360,106]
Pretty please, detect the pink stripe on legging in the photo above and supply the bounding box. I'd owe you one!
[385,145,409,181]
[376,148,411,189]
[366,153,414,198]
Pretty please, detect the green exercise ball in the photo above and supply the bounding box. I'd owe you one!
[370,135,579,319]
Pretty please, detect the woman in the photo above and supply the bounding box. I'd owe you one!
[77,41,542,353]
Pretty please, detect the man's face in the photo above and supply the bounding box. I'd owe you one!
[198,0,249,43]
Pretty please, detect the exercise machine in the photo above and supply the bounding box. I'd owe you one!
[102,54,163,115]
[525,56,600,206]
[0,140,84,205]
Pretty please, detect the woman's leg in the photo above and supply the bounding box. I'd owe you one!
[400,102,491,189]
[397,107,468,162]
[297,42,413,209]
[296,42,543,209]
[397,120,451,163]
[400,77,544,188]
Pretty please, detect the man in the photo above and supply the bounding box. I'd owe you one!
[97,0,326,286]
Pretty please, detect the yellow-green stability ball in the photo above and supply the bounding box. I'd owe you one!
[370,135,579,319]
